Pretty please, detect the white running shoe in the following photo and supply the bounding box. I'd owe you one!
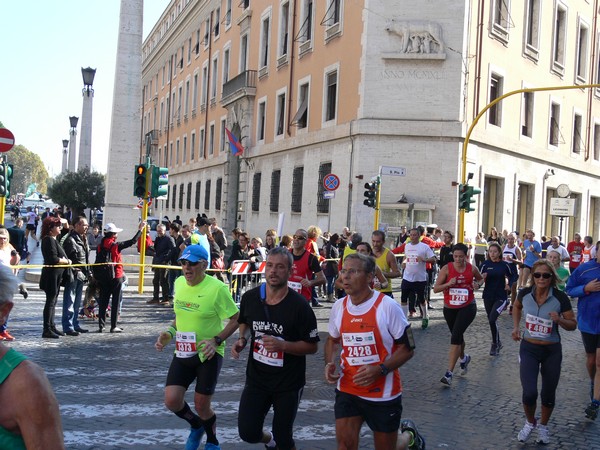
[517,419,536,442]
[535,424,550,445]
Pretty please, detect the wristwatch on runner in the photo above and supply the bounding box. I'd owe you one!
[213,336,223,345]
[379,364,390,376]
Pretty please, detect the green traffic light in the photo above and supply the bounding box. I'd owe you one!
[150,165,169,198]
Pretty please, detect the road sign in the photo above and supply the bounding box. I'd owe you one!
[381,165,406,176]
[549,197,575,216]
[323,190,335,199]
[0,128,15,153]
[323,173,340,191]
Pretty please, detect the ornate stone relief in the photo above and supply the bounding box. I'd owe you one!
[383,19,446,60]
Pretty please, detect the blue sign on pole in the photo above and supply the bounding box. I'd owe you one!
[323,173,340,191]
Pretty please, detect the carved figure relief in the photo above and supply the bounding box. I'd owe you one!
[385,19,445,57]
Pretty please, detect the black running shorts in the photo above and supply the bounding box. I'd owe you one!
[334,389,402,433]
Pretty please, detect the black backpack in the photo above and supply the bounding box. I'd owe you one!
[93,242,116,282]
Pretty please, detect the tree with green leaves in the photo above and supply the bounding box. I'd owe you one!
[3,144,50,195]
[47,169,105,217]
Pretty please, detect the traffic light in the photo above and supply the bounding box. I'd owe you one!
[6,164,12,197]
[363,180,379,208]
[134,164,148,198]
[458,184,481,213]
[0,163,7,197]
[150,165,169,198]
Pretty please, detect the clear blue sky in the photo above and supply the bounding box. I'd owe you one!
[0,1,167,178]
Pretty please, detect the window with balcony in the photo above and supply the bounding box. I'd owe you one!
[325,70,338,122]
[225,0,232,27]
[521,91,533,138]
[322,0,343,41]
[252,172,261,212]
[488,73,503,127]
[214,8,221,38]
[523,0,540,60]
[270,170,281,212]
[552,4,567,75]
[291,166,304,213]
[201,65,208,107]
[204,179,211,211]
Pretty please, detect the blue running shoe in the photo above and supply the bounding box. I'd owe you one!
[185,427,204,450]
[204,443,221,450]
[459,354,471,375]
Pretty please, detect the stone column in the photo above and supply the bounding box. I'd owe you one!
[61,149,68,173]
[102,0,143,235]
[78,82,94,170]
[67,116,78,172]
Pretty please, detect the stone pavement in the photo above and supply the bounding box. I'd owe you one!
[3,249,598,449]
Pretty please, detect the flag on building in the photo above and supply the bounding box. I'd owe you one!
[225,127,244,156]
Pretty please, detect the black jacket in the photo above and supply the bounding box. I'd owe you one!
[63,230,90,277]
[153,234,176,265]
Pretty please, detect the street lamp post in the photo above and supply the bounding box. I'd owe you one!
[67,116,79,171]
[78,67,96,171]
[61,139,69,173]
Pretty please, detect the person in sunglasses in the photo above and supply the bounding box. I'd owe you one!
[155,244,239,450]
[512,259,577,445]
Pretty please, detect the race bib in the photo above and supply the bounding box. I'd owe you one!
[525,314,552,339]
[342,331,380,366]
[503,254,513,262]
[583,253,591,262]
[572,254,581,263]
[448,288,469,306]
[405,256,419,266]
[175,331,198,358]
[288,281,302,293]
[252,332,284,367]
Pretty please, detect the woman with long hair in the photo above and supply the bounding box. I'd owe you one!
[512,259,576,445]
[39,217,71,338]
[264,229,278,254]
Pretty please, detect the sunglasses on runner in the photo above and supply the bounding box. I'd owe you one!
[180,260,200,267]
[533,272,552,279]
[293,235,306,240]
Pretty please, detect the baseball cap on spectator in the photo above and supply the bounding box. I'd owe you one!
[103,223,123,233]
[178,244,209,262]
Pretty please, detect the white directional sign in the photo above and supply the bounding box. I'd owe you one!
[549,197,575,216]
[381,165,406,176]
[323,190,335,199]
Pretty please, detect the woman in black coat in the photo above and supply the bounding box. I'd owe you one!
[39,216,71,338]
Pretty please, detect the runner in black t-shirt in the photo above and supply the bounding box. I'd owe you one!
[232,247,319,450]
[480,243,513,356]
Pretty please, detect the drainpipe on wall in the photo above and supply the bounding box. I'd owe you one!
[203,10,213,159]
[585,0,599,162]
[472,0,485,120]
[346,120,355,228]
[286,0,298,136]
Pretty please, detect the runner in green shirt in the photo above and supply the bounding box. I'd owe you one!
[155,244,239,450]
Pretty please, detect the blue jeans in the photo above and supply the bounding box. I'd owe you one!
[62,277,84,332]
[326,275,336,296]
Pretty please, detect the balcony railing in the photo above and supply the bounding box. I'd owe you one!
[222,70,257,105]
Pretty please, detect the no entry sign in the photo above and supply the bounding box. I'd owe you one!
[0,128,15,153]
